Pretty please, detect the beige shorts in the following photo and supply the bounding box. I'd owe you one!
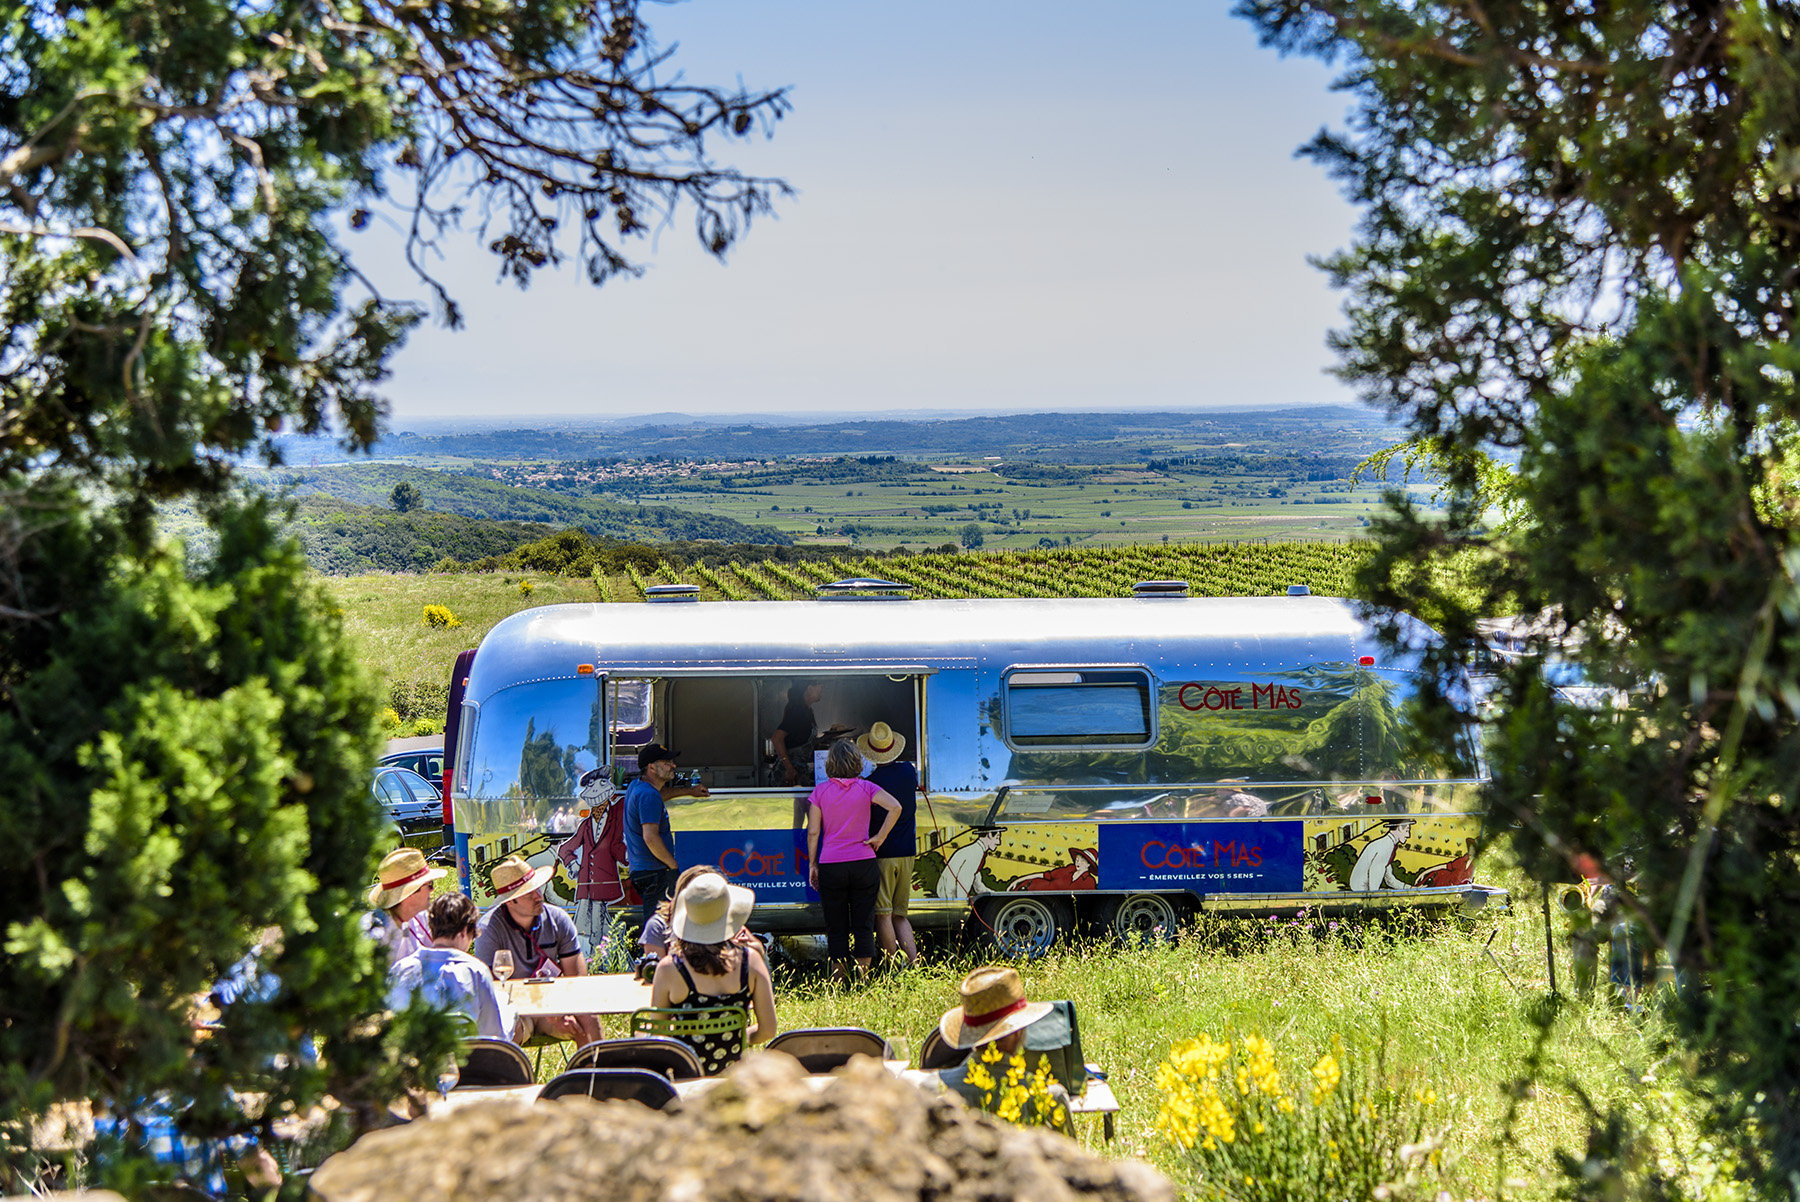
[875,856,914,918]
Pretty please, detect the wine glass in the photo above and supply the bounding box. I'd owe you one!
[437,1058,460,1100]
[885,1034,912,1069]
[492,950,514,984]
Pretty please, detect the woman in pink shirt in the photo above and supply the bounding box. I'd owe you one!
[806,739,902,980]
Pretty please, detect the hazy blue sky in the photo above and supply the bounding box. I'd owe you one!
[355,2,1361,421]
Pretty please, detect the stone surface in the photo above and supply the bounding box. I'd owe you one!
[309,1053,1170,1202]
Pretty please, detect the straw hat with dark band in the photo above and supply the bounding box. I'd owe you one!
[367,847,447,909]
[938,965,1054,1049]
[856,721,905,765]
[488,854,554,903]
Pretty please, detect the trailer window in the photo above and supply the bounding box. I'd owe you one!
[1004,668,1155,748]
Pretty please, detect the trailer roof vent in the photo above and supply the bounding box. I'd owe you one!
[1286,584,1311,596]
[815,577,913,601]
[644,584,701,603]
[1132,579,1190,597]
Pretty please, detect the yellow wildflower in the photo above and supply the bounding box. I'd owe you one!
[1311,1053,1341,1104]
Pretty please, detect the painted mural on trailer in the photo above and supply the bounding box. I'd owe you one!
[909,813,1483,898]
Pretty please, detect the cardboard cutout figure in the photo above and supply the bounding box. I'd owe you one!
[555,770,633,949]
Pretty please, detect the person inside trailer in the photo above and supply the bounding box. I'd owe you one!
[772,680,823,786]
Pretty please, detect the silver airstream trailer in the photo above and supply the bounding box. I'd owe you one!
[449,581,1500,957]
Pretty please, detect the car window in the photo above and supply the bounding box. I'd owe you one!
[394,768,439,802]
[374,773,410,807]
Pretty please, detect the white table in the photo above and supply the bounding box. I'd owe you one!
[500,973,653,1020]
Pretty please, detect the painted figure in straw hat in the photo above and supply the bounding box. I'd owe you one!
[365,847,447,966]
[471,854,600,1044]
[649,871,778,1073]
[936,965,1072,1132]
[860,720,921,968]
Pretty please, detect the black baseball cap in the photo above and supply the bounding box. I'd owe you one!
[638,743,679,770]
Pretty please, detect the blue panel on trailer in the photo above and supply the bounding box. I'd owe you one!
[676,828,819,903]
[1098,822,1304,893]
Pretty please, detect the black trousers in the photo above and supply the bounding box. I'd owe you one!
[817,858,879,960]
[632,867,677,930]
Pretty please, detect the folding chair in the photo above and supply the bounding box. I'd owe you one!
[567,1036,705,1080]
[765,1027,888,1074]
[458,1037,533,1087]
[629,1006,749,1074]
[919,1027,969,1071]
[539,1068,679,1110]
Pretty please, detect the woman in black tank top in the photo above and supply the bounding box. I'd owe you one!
[650,872,778,1072]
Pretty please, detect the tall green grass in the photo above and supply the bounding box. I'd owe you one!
[762,859,1691,1200]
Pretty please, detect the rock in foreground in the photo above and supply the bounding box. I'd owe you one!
[310,1053,1170,1202]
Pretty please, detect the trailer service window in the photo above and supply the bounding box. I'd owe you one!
[1004,668,1154,748]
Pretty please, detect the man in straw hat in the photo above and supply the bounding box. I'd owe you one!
[365,847,447,966]
[936,965,1072,1132]
[859,719,920,968]
[471,854,600,1043]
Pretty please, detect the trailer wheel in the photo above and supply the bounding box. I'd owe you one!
[976,895,1069,959]
[1102,892,1184,946]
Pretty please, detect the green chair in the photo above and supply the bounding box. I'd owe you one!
[629,1006,749,1075]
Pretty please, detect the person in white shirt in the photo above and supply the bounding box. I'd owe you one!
[389,893,518,1042]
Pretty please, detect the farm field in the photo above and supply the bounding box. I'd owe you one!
[494,460,1430,551]
[324,541,1372,725]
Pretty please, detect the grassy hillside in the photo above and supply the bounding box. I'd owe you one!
[328,541,1371,729]
[267,462,791,545]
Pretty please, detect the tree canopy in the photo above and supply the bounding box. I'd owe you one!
[0,0,787,1188]
[1234,0,1800,1191]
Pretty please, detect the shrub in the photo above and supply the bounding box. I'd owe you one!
[1152,1031,1444,1202]
[422,603,462,628]
[517,579,534,597]
[380,706,403,733]
[958,1040,1068,1131]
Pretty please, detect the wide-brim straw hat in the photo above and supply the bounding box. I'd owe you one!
[671,872,755,944]
[489,854,555,903]
[856,721,906,765]
[938,965,1054,1049]
[367,847,447,909]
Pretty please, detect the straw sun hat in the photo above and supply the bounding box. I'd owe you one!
[488,854,555,903]
[938,965,1054,1049]
[671,872,755,944]
[855,721,905,764]
[366,847,447,909]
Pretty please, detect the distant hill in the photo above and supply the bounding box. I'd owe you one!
[265,464,791,546]
[290,497,556,574]
[271,406,1399,465]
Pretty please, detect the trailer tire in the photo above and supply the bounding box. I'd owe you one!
[1100,892,1185,946]
[975,895,1069,960]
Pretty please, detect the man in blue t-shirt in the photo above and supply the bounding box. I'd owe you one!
[860,721,920,967]
[623,743,708,927]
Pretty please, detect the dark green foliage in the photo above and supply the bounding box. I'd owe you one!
[439,528,888,576]
[0,493,460,1186]
[1234,0,1800,1191]
[1,0,789,1186]
[291,497,553,575]
[275,464,790,545]
[388,482,423,513]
